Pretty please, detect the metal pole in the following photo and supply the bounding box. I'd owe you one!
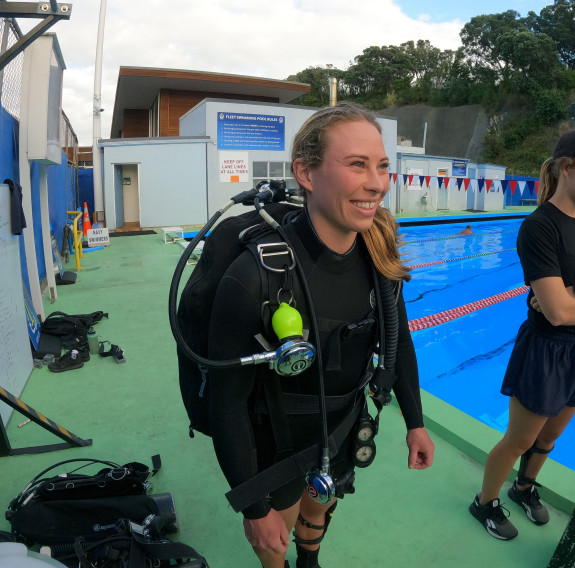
[92,0,107,223]
[329,77,337,107]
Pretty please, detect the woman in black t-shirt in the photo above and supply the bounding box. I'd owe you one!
[469,130,575,541]
[208,103,435,568]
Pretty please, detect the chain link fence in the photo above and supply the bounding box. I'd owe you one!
[0,18,23,119]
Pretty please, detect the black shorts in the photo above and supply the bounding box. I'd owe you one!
[501,320,575,417]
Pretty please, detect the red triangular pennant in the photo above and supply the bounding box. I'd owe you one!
[408,175,414,186]
[535,180,539,195]
[485,179,492,193]
[464,179,470,191]
[425,176,431,187]
[510,180,517,195]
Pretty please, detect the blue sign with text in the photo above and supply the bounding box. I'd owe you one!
[452,160,467,177]
[217,112,285,151]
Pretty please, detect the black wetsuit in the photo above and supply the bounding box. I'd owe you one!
[208,209,423,518]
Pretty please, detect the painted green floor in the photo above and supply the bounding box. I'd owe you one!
[1,225,573,568]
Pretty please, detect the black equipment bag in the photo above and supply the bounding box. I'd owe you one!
[176,202,300,437]
[40,310,108,342]
[6,457,160,545]
[5,456,209,566]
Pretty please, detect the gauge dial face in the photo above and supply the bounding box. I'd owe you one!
[355,445,374,463]
[357,426,374,442]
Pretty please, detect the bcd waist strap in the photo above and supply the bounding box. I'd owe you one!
[225,400,363,513]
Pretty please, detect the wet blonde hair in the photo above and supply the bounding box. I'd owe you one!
[538,156,575,205]
[291,102,410,282]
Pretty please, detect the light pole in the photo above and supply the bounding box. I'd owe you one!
[92,0,107,225]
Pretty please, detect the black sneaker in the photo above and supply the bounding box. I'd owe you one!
[69,336,90,362]
[48,349,84,373]
[508,480,550,525]
[469,493,518,540]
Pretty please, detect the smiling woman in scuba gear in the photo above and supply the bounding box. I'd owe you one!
[206,103,435,568]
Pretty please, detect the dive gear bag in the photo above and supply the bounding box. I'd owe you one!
[5,457,209,567]
[40,310,108,346]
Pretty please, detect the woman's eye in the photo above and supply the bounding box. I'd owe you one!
[352,161,364,168]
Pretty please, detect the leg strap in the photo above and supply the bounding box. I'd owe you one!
[293,502,337,546]
[517,443,554,486]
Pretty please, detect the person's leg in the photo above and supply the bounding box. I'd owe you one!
[517,405,575,490]
[480,396,547,504]
[254,500,301,568]
[293,491,337,568]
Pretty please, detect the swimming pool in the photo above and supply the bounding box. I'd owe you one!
[401,217,575,472]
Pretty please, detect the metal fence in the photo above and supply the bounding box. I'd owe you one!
[0,17,22,119]
[0,17,78,167]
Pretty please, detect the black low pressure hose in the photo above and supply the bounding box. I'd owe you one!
[168,189,259,369]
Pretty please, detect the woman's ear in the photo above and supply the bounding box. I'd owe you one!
[292,158,313,192]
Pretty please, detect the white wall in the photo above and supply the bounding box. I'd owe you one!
[101,138,209,229]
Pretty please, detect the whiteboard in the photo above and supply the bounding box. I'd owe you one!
[0,183,33,424]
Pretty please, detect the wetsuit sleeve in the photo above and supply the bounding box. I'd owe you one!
[208,251,271,519]
[392,289,424,429]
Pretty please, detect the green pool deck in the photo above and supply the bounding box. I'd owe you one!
[2,217,574,568]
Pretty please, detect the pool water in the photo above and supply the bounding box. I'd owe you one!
[401,218,575,472]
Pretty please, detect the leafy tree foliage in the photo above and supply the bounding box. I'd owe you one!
[284,2,575,174]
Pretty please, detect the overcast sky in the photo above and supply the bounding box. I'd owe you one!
[19,0,552,146]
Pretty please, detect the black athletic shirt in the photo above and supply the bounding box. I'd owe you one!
[207,209,423,518]
[517,201,575,335]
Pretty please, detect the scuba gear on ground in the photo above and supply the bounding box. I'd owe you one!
[517,443,553,486]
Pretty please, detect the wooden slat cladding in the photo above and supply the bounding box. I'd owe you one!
[118,67,308,94]
[123,109,149,138]
[160,89,279,137]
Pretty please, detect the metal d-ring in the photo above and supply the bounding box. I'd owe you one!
[277,288,295,307]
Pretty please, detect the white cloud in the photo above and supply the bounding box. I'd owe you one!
[25,0,465,145]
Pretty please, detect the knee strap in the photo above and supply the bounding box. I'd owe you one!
[517,443,554,486]
[293,502,338,546]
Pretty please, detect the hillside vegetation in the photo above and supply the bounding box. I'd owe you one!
[286,1,575,177]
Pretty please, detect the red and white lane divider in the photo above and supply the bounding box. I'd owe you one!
[408,248,517,270]
[408,286,529,332]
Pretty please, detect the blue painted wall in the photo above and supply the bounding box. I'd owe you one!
[504,175,539,206]
[0,104,80,291]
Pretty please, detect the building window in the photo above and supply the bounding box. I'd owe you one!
[253,161,297,190]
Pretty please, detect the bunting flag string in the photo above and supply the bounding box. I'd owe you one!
[392,175,539,197]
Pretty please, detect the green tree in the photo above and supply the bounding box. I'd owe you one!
[460,10,527,83]
[286,65,342,107]
[497,31,561,92]
[527,1,575,69]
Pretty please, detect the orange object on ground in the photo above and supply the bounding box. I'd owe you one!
[82,202,92,235]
